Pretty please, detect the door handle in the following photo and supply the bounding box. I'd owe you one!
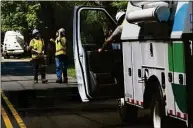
[128,68,132,76]
[150,43,153,57]
[79,55,83,57]
[138,69,142,78]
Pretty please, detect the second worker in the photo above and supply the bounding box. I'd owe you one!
[50,28,68,83]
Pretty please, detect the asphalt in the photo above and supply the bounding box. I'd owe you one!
[1,58,187,128]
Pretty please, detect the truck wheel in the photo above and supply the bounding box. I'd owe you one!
[152,95,166,128]
[118,98,138,123]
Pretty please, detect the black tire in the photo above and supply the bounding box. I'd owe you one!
[118,98,138,123]
[151,93,166,128]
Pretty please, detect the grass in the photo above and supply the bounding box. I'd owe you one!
[67,66,76,78]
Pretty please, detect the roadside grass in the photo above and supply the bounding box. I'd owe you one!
[46,64,76,78]
[67,66,76,78]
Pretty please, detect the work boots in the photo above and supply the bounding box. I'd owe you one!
[34,79,48,84]
[63,77,68,83]
[42,79,48,83]
[56,78,68,83]
[56,79,62,83]
[34,79,38,84]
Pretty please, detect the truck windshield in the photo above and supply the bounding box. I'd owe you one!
[5,35,16,41]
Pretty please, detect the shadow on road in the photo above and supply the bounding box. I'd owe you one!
[2,88,187,128]
[2,87,80,109]
[1,61,57,76]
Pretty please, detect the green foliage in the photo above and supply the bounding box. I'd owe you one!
[111,1,128,10]
[68,66,76,78]
[80,9,116,45]
[1,1,40,33]
[1,1,127,34]
[26,3,41,29]
[1,1,128,63]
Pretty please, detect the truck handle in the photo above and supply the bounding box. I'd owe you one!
[128,68,132,76]
[150,43,153,57]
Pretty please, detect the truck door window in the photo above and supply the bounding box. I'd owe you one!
[80,9,116,49]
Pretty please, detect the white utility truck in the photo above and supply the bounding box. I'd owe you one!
[2,31,25,58]
[73,1,193,128]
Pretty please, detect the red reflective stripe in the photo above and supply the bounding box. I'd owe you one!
[136,101,139,105]
[131,99,134,104]
[169,110,174,115]
[184,113,188,120]
[177,112,181,118]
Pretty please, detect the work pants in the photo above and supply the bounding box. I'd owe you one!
[55,54,68,80]
[31,57,46,80]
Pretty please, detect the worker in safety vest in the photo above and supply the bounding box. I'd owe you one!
[98,11,126,52]
[50,28,68,83]
[28,29,48,83]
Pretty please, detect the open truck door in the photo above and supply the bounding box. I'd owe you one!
[73,6,124,102]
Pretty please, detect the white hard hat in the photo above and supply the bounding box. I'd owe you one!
[32,29,39,35]
[58,28,65,33]
[116,11,126,23]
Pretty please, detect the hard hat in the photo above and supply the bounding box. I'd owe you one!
[116,11,126,23]
[32,29,39,35]
[58,28,65,34]
[56,31,59,37]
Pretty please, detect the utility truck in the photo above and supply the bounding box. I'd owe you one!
[73,1,193,128]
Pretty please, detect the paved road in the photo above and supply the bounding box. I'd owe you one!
[1,58,187,128]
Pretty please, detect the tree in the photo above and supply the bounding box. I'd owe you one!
[111,1,128,10]
[1,1,41,43]
[1,1,41,33]
[1,1,127,39]
[1,1,128,63]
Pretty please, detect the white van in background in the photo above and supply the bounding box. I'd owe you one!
[2,31,25,58]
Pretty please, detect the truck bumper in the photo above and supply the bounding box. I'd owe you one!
[6,50,24,55]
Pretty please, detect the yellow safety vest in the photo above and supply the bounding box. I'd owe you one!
[29,39,44,59]
[55,37,67,56]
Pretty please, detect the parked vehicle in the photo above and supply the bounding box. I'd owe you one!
[73,1,193,128]
[2,31,25,58]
